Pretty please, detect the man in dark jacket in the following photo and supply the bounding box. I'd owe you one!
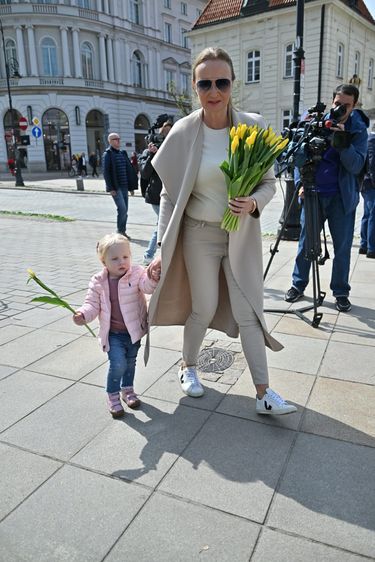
[359,126,375,258]
[285,84,369,312]
[139,121,172,264]
[103,132,138,239]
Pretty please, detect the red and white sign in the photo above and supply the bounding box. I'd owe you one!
[19,117,28,131]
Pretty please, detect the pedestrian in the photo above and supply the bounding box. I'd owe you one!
[359,126,375,258]
[103,133,139,239]
[147,47,296,415]
[73,233,160,418]
[78,152,87,176]
[89,152,99,177]
[139,121,172,265]
[130,151,138,173]
[285,84,369,312]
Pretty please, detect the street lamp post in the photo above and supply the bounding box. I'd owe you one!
[0,18,24,187]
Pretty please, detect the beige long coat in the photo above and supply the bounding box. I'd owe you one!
[145,108,282,363]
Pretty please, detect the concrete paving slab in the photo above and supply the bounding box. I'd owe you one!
[0,370,73,432]
[252,528,369,561]
[147,325,184,351]
[0,465,150,562]
[217,367,313,431]
[27,335,104,381]
[72,397,210,487]
[274,313,335,340]
[302,378,375,447]
[46,313,98,335]
[0,328,79,368]
[266,332,328,375]
[331,300,375,347]
[0,443,61,521]
[131,346,181,394]
[319,340,375,385]
[350,281,375,299]
[143,363,230,411]
[107,491,260,562]
[9,305,68,328]
[1,383,110,460]
[268,433,375,557]
[0,365,17,381]
[80,361,108,387]
[159,413,295,522]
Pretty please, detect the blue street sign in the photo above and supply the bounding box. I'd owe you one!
[32,126,42,138]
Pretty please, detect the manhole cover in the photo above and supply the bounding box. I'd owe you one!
[197,347,235,373]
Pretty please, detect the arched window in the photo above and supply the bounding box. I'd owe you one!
[81,42,94,80]
[247,50,260,83]
[132,50,146,87]
[284,43,294,78]
[5,39,17,64]
[41,37,58,76]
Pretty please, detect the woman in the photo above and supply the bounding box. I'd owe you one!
[148,47,296,415]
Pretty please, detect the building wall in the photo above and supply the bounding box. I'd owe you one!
[189,0,375,131]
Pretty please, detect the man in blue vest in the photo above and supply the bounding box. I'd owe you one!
[103,132,137,239]
[285,84,369,312]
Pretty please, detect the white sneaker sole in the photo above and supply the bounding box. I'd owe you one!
[257,407,297,415]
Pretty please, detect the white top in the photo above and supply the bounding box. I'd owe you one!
[185,122,229,222]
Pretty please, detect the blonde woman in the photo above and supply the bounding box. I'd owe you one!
[148,47,296,415]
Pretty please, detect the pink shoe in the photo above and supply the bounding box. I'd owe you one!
[120,386,141,409]
[107,392,125,418]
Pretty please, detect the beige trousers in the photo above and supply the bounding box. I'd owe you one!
[182,216,269,386]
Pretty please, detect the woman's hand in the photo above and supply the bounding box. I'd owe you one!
[228,196,257,216]
[147,256,161,281]
[73,312,86,326]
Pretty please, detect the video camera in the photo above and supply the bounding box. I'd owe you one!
[281,102,348,169]
[145,113,170,147]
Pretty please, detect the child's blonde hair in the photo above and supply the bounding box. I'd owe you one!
[96,233,131,262]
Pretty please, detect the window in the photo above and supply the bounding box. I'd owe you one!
[180,28,188,49]
[164,22,172,43]
[247,50,260,83]
[181,73,189,94]
[132,50,146,87]
[284,43,294,78]
[77,0,91,7]
[5,39,17,64]
[181,2,187,15]
[164,0,171,8]
[130,0,140,24]
[354,51,360,76]
[165,69,175,91]
[282,109,292,129]
[337,43,344,78]
[368,59,374,90]
[81,42,94,80]
[41,37,58,76]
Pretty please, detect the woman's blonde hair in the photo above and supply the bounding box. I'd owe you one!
[96,233,130,261]
[192,47,236,125]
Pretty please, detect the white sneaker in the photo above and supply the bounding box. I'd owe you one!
[256,388,297,415]
[178,366,204,397]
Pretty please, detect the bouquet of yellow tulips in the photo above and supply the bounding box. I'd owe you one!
[220,123,289,232]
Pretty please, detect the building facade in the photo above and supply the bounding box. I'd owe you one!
[189,0,375,132]
[0,0,205,171]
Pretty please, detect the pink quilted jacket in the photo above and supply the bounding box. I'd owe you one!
[78,265,157,352]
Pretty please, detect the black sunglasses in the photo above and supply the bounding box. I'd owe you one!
[196,78,231,92]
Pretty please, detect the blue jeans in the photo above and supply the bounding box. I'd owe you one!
[360,189,375,253]
[106,332,141,393]
[144,204,160,260]
[292,193,356,297]
[112,189,129,235]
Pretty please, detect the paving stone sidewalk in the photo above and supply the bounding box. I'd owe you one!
[0,215,374,562]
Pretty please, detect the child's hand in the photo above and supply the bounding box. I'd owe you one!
[73,312,86,326]
[147,257,161,281]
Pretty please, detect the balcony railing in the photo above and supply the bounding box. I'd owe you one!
[32,5,58,14]
[0,5,11,15]
[40,77,64,86]
[78,8,99,20]
[84,79,104,88]
[0,78,19,88]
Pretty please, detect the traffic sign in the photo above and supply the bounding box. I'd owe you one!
[32,117,40,126]
[19,117,28,131]
[31,126,42,138]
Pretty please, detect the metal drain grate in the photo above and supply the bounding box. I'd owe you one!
[197,347,235,373]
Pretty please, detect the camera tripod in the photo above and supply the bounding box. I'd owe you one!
[263,161,326,328]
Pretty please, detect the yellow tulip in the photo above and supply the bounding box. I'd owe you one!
[230,126,236,139]
[231,135,239,153]
[276,138,289,151]
[245,130,257,147]
[27,268,36,278]
[238,123,247,139]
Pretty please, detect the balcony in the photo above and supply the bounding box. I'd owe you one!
[39,77,64,86]
[32,5,58,15]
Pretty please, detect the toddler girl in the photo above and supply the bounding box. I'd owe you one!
[73,233,160,418]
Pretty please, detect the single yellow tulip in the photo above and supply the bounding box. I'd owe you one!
[246,130,257,147]
[230,126,236,139]
[276,138,289,151]
[231,135,239,153]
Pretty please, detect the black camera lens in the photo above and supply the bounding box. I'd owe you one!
[330,104,347,122]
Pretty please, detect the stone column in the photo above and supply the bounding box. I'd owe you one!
[98,34,108,82]
[113,38,122,83]
[15,26,27,77]
[26,26,38,76]
[124,42,131,85]
[107,36,114,82]
[72,28,82,78]
[103,0,109,13]
[111,0,118,17]
[155,49,161,90]
[96,0,101,11]
[60,27,71,77]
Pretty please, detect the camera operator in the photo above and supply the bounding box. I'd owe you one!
[139,120,173,265]
[285,84,369,312]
